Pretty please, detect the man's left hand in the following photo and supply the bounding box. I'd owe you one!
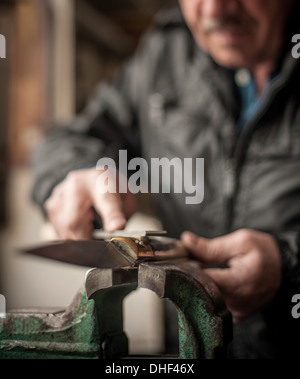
[181,229,282,323]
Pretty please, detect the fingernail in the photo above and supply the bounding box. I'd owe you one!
[181,232,198,246]
[106,217,126,232]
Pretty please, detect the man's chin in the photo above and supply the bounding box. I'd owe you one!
[209,47,254,70]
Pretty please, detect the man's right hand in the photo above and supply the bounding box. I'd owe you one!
[44,168,136,240]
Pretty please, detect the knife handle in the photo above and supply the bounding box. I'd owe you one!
[146,236,190,260]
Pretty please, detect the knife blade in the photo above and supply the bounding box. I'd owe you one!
[21,240,136,269]
[21,231,189,269]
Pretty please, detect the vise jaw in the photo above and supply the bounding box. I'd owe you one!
[0,260,232,359]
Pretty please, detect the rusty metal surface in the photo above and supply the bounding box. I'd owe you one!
[0,287,100,359]
[0,254,232,359]
[138,260,232,359]
[86,267,138,358]
[85,260,232,359]
[85,267,138,299]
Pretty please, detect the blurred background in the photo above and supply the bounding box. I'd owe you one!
[0,0,178,355]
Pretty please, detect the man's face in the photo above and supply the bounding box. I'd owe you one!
[179,0,296,69]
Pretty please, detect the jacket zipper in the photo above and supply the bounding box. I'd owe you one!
[225,76,288,233]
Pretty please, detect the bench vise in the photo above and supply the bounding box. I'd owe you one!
[0,233,232,359]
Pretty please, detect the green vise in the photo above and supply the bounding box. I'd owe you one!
[0,260,232,359]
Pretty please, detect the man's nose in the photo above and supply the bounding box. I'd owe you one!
[201,0,240,18]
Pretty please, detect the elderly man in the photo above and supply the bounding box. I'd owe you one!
[33,0,300,358]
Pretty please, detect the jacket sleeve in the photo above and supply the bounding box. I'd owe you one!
[263,232,300,331]
[274,231,300,292]
[31,31,155,210]
[31,6,186,211]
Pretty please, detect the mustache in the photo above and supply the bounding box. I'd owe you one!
[202,17,255,33]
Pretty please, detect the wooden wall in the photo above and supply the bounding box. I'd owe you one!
[0,1,15,227]
[0,0,177,225]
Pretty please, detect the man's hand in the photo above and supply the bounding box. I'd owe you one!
[45,168,136,240]
[181,229,282,323]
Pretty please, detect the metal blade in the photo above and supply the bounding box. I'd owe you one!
[93,230,167,240]
[21,240,135,269]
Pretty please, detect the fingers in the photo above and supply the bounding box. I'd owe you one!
[181,230,282,323]
[93,168,137,231]
[45,168,137,240]
[203,267,234,290]
[93,191,127,232]
[181,231,238,264]
[45,178,94,240]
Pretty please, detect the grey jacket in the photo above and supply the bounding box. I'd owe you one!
[32,6,300,358]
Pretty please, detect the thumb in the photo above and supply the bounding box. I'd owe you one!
[181,231,235,265]
[203,268,234,291]
[91,167,127,232]
[94,191,127,232]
